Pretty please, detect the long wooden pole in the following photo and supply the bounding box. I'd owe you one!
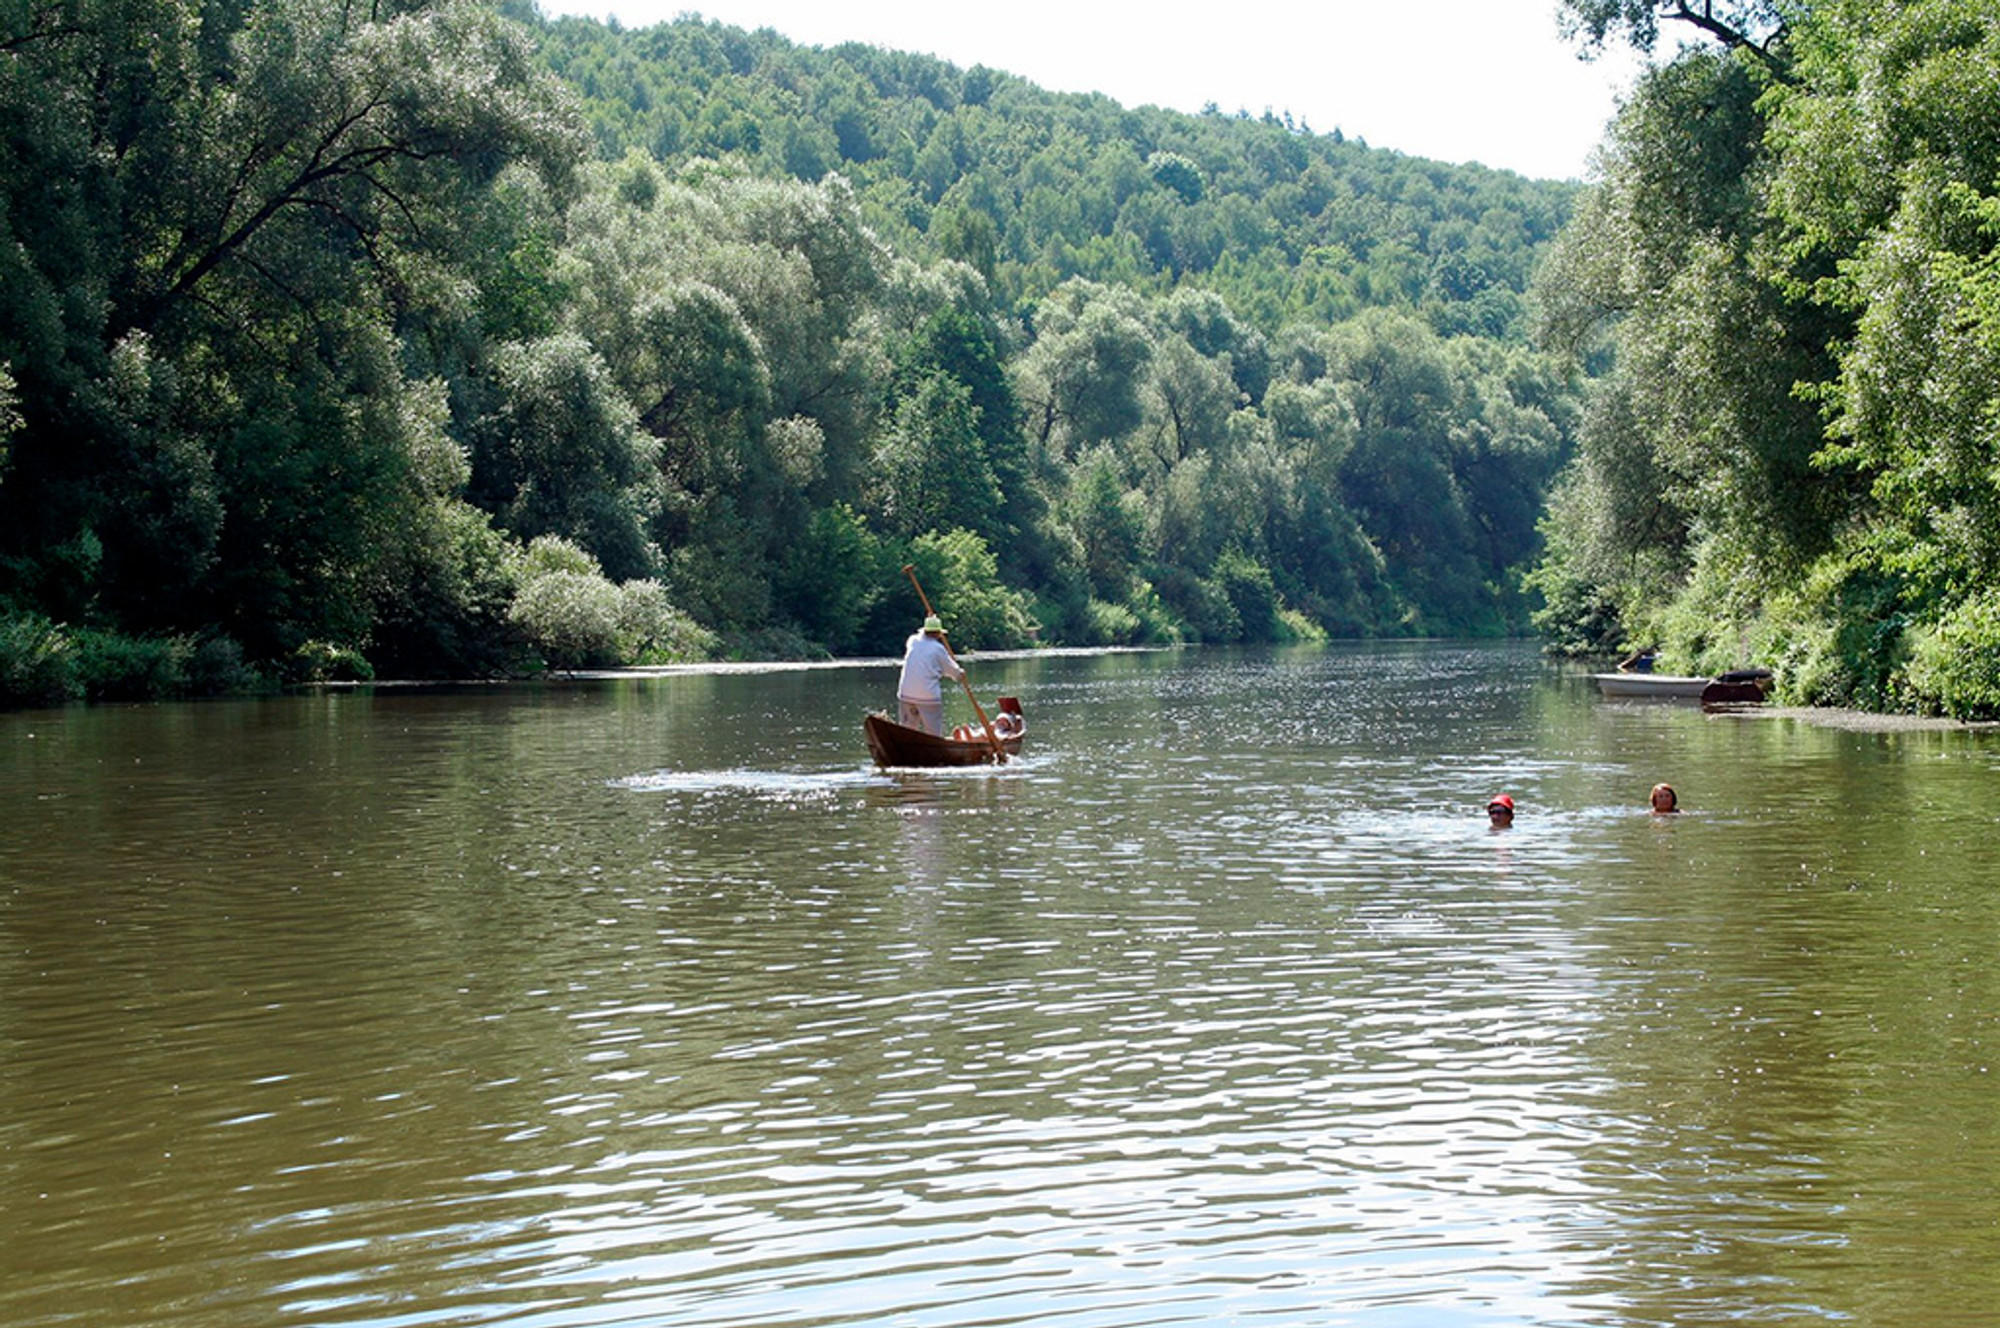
[901,563,1005,761]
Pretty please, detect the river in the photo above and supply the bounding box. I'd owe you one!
[2,641,1997,1327]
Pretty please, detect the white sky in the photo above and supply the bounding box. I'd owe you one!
[535,0,1650,180]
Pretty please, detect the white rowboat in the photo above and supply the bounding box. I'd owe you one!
[1592,669,1772,703]
[1592,672,1711,698]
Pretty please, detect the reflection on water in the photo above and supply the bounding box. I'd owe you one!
[3,643,1998,1327]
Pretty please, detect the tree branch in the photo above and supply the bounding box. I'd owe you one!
[0,5,87,54]
[1665,1,1794,81]
[135,92,462,331]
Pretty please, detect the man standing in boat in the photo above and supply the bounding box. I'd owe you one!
[897,615,964,736]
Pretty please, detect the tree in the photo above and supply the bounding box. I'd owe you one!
[888,305,1035,555]
[902,527,1036,650]
[1534,0,2000,710]
[0,364,18,464]
[1138,334,1240,475]
[772,503,888,653]
[1754,0,2000,709]
[868,371,1001,540]
[1147,151,1206,205]
[1558,0,1793,71]
[0,0,586,668]
[554,163,887,630]
[508,536,625,670]
[1162,288,1272,403]
[1,2,1599,686]
[467,333,662,582]
[119,0,585,341]
[1015,282,1155,459]
[1064,449,1147,602]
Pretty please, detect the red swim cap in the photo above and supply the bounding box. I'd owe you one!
[1487,794,1514,812]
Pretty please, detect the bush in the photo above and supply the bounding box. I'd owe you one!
[1120,582,1185,644]
[187,635,264,694]
[71,630,192,700]
[292,640,375,683]
[1903,593,2000,718]
[1153,566,1240,642]
[519,534,600,580]
[722,624,829,661]
[1215,550,1282,643]
[616,578,718,663]
[0,613,79,707]
[1023,589,1081,646]
[773,503,888,654]
[1765,543,1917,710]
[663,536,775,635]
[368,499,523,679]
[904,528,1037,649]
[510,536,718,671]
[1083,597,1142,644]
[1276,607,1328,643]
[508,568,624,670]
[2,615,265,706]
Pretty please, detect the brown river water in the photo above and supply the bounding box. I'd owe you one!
[2,641,1997,1327]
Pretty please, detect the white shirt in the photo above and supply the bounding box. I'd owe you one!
[897,632,963,702]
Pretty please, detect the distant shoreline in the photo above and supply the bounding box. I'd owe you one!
[312,645,1166,689]
[572,644,1164,678]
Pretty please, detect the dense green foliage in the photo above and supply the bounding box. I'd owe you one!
[1,2,1584,706]
[1532,0,2000,716]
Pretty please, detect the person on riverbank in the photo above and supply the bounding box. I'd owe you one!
[1487,794,1515,829]
[897,614,963,736]
[1650,783,1679,814]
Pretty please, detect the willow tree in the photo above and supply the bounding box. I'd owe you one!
[1538,0,2000,714]
[1530,0,1851,658]
[1759,0,2000,711]
[555,160,894,631]
[0,0,585,664]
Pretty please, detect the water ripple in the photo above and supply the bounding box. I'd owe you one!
[6,645,1997,1327]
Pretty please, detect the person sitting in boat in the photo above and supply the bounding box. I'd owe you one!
[1619,646,1657,673]
[1649,783,1679,814]
[951,712,1018,743]
[897,614,963,736]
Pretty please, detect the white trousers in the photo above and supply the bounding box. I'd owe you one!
[898,698,945,735]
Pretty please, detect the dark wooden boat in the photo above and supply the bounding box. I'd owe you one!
[864,696,1025,767]
[1700,668,1774,706]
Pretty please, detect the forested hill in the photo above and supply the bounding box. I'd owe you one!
[0,1,1586,707]
[533,13,1577,340]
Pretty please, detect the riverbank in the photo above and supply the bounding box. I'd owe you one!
[1732,705,2000,734]
[300,645,1165,689]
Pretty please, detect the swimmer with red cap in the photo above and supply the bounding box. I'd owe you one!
[1486,793,1515,829]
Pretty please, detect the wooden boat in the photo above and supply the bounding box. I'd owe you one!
[1592,672,1711,699]
[1700,668,1774,705]
[1593,668,1772,703]
[864,696,1025,768]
